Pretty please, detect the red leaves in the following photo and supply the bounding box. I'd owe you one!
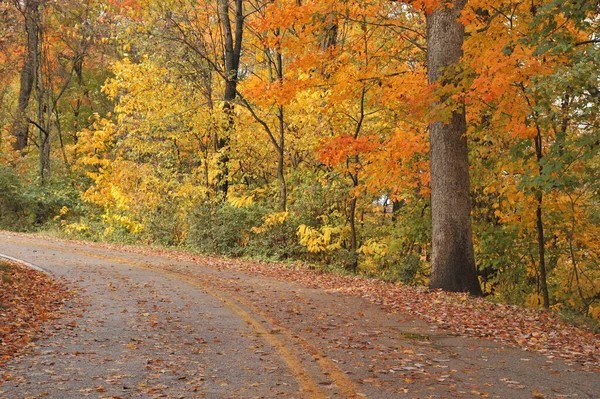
[0,261,73,367]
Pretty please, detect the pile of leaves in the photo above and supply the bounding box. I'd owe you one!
[0,260,73,367]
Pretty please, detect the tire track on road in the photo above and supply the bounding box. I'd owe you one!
[0,238,366,399]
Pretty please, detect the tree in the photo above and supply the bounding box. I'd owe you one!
[215,0,244,198]
[12,0,42,153]
[426,0,482,295]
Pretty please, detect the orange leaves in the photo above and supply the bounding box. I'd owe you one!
[253,0,307,33]
[243,75,310,107]
[319,135,377,168]
[0,261,74,366]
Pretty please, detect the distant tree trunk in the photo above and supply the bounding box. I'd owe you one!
[277,104,287,212]
[275,45,287,212]
[321,20,338,50]
[71,54,86,142]
[13,0,41,152]
[346,86,366,273]
[426,0,482,295]
[348,177,358,273]
[36,24,51,184]
[216,0,244,199]
[533,129,550,308]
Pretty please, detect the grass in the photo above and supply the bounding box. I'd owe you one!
[1,260,12,283]
[0,260,12,309]
[558,308,600,334]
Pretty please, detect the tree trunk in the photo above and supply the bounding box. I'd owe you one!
[535,195,549,308]
[13,0,41,152]
[533,131,550,308]
[348,184,358,273]
[427,0,482,295]
[277,105,287,212]
[345,86,366,273]
[37,24,50,184]
[275,45,287,212]
[215,0,244,198]
[219,0,243,103]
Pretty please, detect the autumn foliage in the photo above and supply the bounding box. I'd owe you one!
[0,1,598,322]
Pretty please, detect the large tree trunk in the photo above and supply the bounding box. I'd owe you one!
[13,0,41,152]
[427,0,482,295]
[215,0,244,198]
[220,0,243,103]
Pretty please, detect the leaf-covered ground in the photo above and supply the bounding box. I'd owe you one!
[0,260,75,367]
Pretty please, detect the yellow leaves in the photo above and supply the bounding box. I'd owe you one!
[589,305,600,321]
[297,224,343,253]
[358,240,388,258]
[252,212,289,234]
[358,239,389,273]
[525,294,544,309]
[63,222,90,235]
[109,185,131,212]
[71,54,214,242]
[102,211,144,235]
[229,194,254,209]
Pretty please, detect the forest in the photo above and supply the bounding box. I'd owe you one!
[0,0,598,323]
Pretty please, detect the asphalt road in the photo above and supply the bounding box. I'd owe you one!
[0,233,598,399]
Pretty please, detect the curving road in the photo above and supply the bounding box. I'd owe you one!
[0,233,598,399]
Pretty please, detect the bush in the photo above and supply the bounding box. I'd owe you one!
[186,202,308,261]
[187,203,267,257]
[0,166,84,232]
[0,166,31,230]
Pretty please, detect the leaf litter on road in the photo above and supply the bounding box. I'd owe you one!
[4,233,600,374]
[93,240,600,371]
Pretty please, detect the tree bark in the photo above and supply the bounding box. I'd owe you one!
[13,0,41,152]
[533,130,550,308]
[37,23,50,184]
[215,0,244,198]
[277,104,287,212]
[348,182,358,273]
[427,0,482,295]
[275,44,287,212]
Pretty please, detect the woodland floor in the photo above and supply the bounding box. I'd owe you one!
[0,232,598,398]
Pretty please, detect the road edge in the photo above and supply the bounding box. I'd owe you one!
[0,252,50,275]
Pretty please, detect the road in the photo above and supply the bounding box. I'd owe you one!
[0,233,598,398]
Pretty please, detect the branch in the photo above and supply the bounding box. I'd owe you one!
[575,39,600,47]
[28,118,48,136]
